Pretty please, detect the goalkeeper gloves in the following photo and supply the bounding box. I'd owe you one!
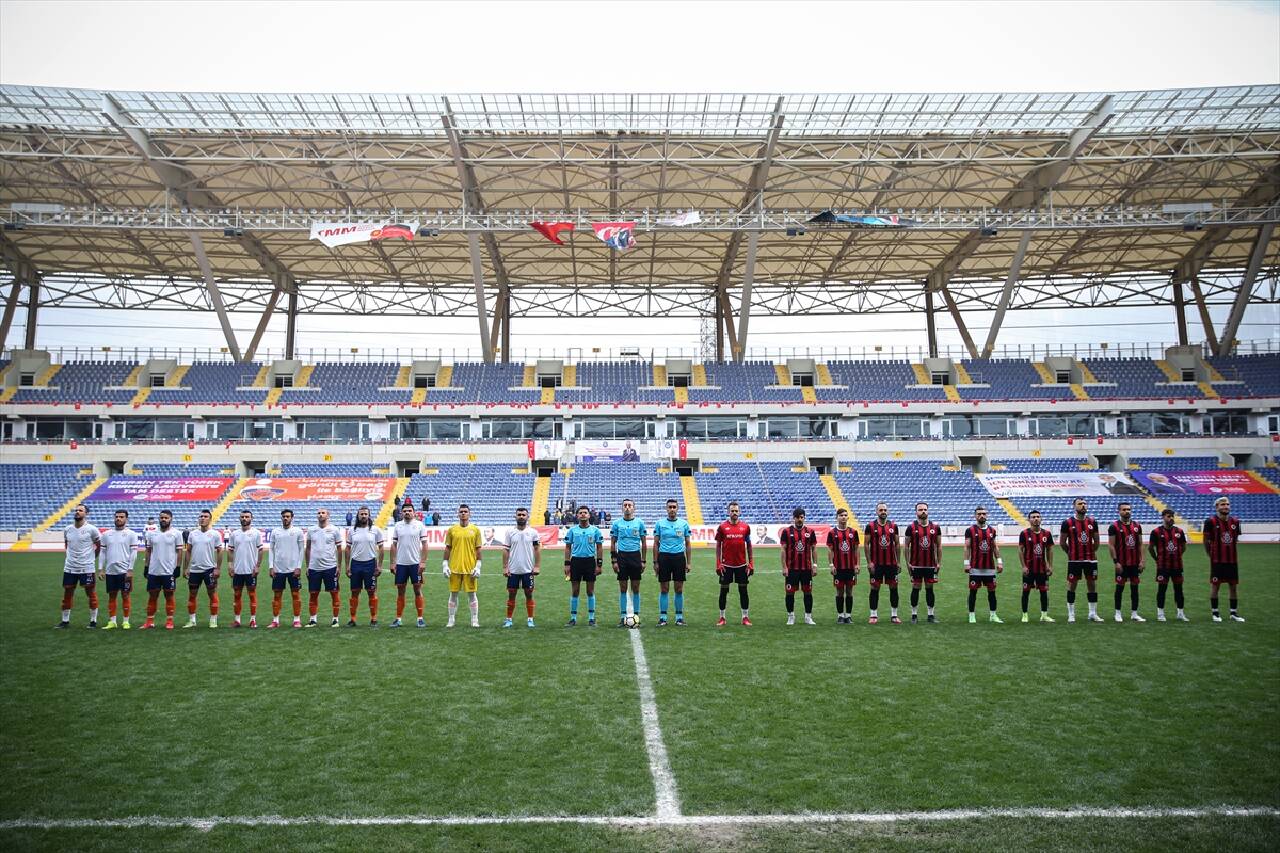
[442,559,451,578]
[470,566,480,579]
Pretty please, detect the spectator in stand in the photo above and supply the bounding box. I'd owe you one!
[543,509,552,526]
[421,496,431,513]
[431,510,442,526]
[345,510,354,528]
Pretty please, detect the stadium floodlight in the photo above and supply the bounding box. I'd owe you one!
[222,227,243,237]
[980,227,998,237]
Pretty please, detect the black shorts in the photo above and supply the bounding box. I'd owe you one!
[968,574,997,589]
[1210,562,1239,583]
[506,573,535,591]
[869,564,899,585]
[569,556,599,583]
[188,570,218,591]
[145,572,176,592]
[61,572,96,588]
[1022,571,1049,590]
[656,552,687,583]
[784,570,814,593]
[271,572,301,591]
[1067,560,1099,581]
[105,574,132,594]
[908,565,938,584]
[232,573,258,589]
[614,550,644,582]
[1155,567,1184,583]
[307,568,339,592]
[1115,564,1142,584]
[720,564,750,585]
[833,568,858,588]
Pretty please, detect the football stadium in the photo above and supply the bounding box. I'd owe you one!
[1,5,1279,851]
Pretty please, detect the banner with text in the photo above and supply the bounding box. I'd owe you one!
[89,477,234,503]
[576,440,647,462]
[1131,469,1276,496]
[234,478,395,504]
[977,472,1144,498]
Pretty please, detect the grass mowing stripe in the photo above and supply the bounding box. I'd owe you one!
[1,804,1277,829]
[629,627,681,818]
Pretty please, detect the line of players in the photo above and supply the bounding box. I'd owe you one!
[56,494,1246,629]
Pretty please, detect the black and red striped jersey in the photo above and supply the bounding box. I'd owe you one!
[1203,515,1242,564]
[1108,520,1144,566]
[905,521,941,568]
[1019,528,1054,572]
[826,526,860,571]
[864,520,899,567]
[1149,524,1186,572]
[1060,516,1099,561]
[779,524,818,572]
[965,524,998,571]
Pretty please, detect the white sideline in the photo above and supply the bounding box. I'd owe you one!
[628,627,682,819]
[1,806,1276,831]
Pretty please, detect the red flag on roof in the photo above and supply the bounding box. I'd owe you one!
[531,221,575,245]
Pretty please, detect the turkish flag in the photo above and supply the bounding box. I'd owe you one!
[527,440,535,459]
[531,221,575,245]
[678,439,689,460]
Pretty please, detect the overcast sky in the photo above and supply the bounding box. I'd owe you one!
[1,0,1277,357]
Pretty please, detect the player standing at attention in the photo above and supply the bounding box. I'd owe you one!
[610,498,647,627]
[1061,497,1103,623]
[268,508,305,629]
[141,509,183,630]
[904,502,941,624]
[389,504,428,628]
[227,510,265,628]
[1109,502,1146,622]
[346,506,383,627]
[714,501,753,626]
[305,508,346,628]
[863,502,901,624]
[502,507,541,628]
[1204,496,1244,622]
[1019,510,1055,623]
[183,509,223,629]
[563,506,603,626]
[964,505,1003,624]
[653,498,693,626]
[98,509,137,630]
[1150,508,1188,623]
[780,507,818,625]
[827,507,860,624]
[57,503,101,629]
[443,504,483,628]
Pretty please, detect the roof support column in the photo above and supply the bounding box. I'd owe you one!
[467,233,495,364]
[937,279,978,360]
[190,233,243,362]
[285,289,298,361]
[734,231,761,363]
[924,282,938,359]
[714,296,725,362]
[981,230,1032,357]
[1187,277,1220,353]
[1217,223,1273,356]
[1171,276,1189,347]
[0,275,23,349]
[243,286,283,364]
[23,278,38,349]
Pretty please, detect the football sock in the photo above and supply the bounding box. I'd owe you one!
[273,591,283,618]
[146,591,158,618]
[802,592,813,614]
[61,608,71,622]
[631,592,640,616]
[290,590,301,616]
[448,592,458,622]
[164,592,175,618]
[1087,592,1098,617]
[1210,596,1219,615]
[1130,584,1139,611]
[621,591,629,616]
[570,595,579,616]
[1114,585,1124,611]
[108,593,118,618]
[987,588,997,612]
[1157,582,1168,609]
[1040,589,1049,612]
[507,597,516,618]
[350,595,360,620]
[396,590,406,618]
[309,591,320,618]
[89,607,98,622]
[414,591,424,618]
[889,587,899,609]
[210,592,219,616]
[910,587,920,609]
[836,593,843,616]
[719,586,730,611]
[1066,588,1076,605]
[738,586,748,611]
[967,588,978,613]
[1229,598,1238,614]
[468,593,479,622]
[369,594,378,621]
[869,587,880,611]
[122,593,131,618]
[234,588,243,616]
[60,589,73,610]
[673,592,683,617]
[785,592,795,613]
[526,598,535,618]
[248,589,257,615]
[925,587,935,610]
[188,593,199,615]
[587,595,596,618]
[659,591,669,617]
[330,590,340,617]
[1021,588,1031,613]
[1174,582,1184,609]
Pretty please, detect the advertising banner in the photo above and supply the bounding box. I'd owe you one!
[309,221,418,248]
[977,472,1143,498]
[1131,470,1276,496]
[234,478,395,503]
[88,477,234,503]
[576,440,646,462]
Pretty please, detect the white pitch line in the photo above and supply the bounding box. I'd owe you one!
[0,806,1276,831]
[628,627,682,820]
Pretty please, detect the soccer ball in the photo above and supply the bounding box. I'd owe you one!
[624,614,639,628]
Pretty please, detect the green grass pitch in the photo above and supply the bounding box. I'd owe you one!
[1,544,1277,852]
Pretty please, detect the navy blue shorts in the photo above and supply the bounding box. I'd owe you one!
[349,559,378,592]
[145,572,176,592]
[105,574,132,594]
[394,563,421,585]
[61,572,96,588]
[569,556,599,584]
[232,573,258,589]
[188,570,218,591]
[307,567,339,592]
[506,573,535,590]
[271,572,301,591]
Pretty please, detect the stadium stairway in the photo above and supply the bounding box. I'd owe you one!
[774,364,790,385]
[251,365,270,387]
[692,364,708,386]
[0,387,16,403]
[264,387,283,406]
[943,385,961,402]
[34,363,62,386]
[1069,383,1089,400]
[1197,381,1219,399]
[10,476,108,551]
[911,363,930,385]
[394,366,412,387]
[522,365,537,387]
[208,478,251,526]
[652,364,667,386]
[954,362,973,385]
[1078,361,1100,383]
[540,387,555,404]
[410,388,428,404]
[816,363,834,385]
[1137,491,1198,542]
[375,478,411,528]
[679,473,705,526]
[801,386,817,402]
[122,364,144,386]
[437,365,454,387]
[1032,362,1055,384]
[1153,360,1180,382]
[819,474,856,524]
[563,364,577,387]
[130,388,151,406]
[997,498,1028,527]
[530,476,551,522]
[167,365,191,387]
[295,365,315,387]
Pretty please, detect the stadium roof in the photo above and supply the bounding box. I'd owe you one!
[1,84,1278,361]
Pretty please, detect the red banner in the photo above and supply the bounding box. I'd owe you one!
[234,478,395,503]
